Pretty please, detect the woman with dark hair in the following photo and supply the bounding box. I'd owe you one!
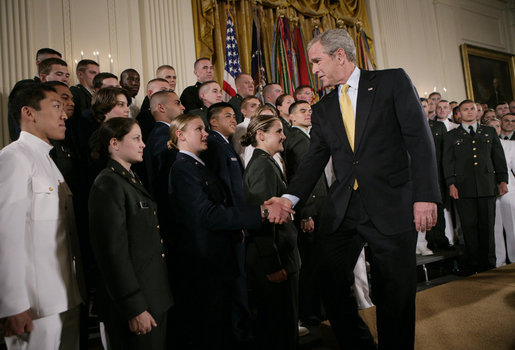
[167,114,281,349]
[88,117,173,350]
[241,113,301,350]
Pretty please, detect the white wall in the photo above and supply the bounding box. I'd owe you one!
[367,0,515,101]
[0,0,197,146]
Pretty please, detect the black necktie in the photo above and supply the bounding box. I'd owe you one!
[505,136,509,140]
[469,126,475,137]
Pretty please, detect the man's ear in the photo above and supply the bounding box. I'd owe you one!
[209,116,218,129]
[20,106,36,123]
[39,74,47,82]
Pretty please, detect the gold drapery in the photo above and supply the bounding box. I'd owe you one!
[192,0,375,85]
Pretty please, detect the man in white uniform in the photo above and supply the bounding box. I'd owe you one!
[0,83,83,349]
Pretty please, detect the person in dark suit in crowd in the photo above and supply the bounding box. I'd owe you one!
[420,97,451,252]
[180,58,214,112]
[34,48,62,81]
[189,81,223,129]
[140,65,178,113]
[262,83,283,110]
[88,117,173,349]
[38,58,71,85]
[228,73,255,123]
[137,78,174,143]
[167,114,285,349]
[443,100,508,271]
[242,113,301,350]
[500,113,515,140]
[284,101,328,326]
[143,90,184,240]
[269,28,441,349]
[294,85,315,104]
[202,102,253,345]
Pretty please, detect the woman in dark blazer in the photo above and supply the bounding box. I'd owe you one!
[89,117,173,350]
[242,113,301,350]
[167,114,283,349]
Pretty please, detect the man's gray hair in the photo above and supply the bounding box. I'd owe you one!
[308,28,356,64]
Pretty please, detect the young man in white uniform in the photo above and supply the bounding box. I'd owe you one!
[0,83,83,350]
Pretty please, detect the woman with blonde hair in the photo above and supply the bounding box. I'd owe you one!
[242,113,301,349]
[167,114,281,348]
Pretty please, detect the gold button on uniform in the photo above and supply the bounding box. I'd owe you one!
[157,225,160,229]
[161,253,165,258]
[473,148,476,151]
[474,162,478,166]
[473,155,477,158]
[49,187,53,191]
[160,239,163,244]
[472,140,476,144]
[153,210,157,216]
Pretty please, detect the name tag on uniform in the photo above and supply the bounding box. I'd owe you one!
[139,201,149,209]
[231,157,238,161]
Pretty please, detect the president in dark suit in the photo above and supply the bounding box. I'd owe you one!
[270,29,440,350]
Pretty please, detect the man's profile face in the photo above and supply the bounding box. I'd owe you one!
[27,91,67,143]
[308,41,343,87]
[194,59,214,83]
[42,64,71,86]
[421,100,429,117]
[266,84,283,104]
[163,92,185,121]
[54,84,75,118]
[78,64,99,89]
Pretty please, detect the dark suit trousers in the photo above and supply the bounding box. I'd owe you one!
[316,190,417,350]
[103,309,167,350]
[455,197,496,270]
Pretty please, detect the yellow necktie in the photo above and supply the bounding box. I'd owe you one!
[339,84,358,189]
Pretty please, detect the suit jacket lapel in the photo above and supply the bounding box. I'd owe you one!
[325,89,353,154]
[354,70,376,154]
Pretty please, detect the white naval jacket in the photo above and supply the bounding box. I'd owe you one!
[0,132,82,319]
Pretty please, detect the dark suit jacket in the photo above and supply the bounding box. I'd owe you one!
[228,94,244,124]
[169,152,261,276]
[284,127,328,219]
[428,119,446,199]
[89,159,173,321]
[189,106,210,130]
[136,108,155,143]
[442,124,508,198]
[287,68,440,236]
[203,130,245,207]
[144,122,170,194]
[243,148,301,274]
[180,82,202,112]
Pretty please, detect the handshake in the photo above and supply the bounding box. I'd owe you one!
[260,197,295,224]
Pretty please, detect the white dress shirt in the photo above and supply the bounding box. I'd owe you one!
[0,132,82,319]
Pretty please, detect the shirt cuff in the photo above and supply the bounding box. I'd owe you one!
[281,194,300,208]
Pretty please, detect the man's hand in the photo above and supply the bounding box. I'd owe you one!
[3,310,33,337]
[128,311,157,335]
[266,269,287,283]
[413,202,437,232]
[449,184,459,200]
[263,197,295,224]
[301,218,315,233]
[498,182,508,196]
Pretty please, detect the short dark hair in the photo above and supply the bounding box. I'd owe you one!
[452,106,459,115]
[241,96,260,110]
[458,99,475,109]
[76,59,99,74]
[121,68,139,77]
[276,93,292,107]
[294,85,312,95]
[93,73,118,90]
[501,113,515,120]
[289,100,310,115]
[92,117,138,160]
[207,102,235,122]
[428,92,441,98]
[419,97,428,103]
[38,58,68,75]
[436,99,449,106]
[92,87,131,122]
[36,48,62,60]
[9,82,56,123]
[194,57,211,70]
[495,101,508,108]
